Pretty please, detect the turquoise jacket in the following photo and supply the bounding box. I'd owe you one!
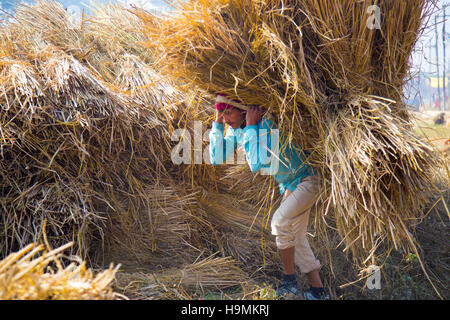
[209,118,314,194]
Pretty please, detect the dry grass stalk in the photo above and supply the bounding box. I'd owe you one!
[0,242,123,300]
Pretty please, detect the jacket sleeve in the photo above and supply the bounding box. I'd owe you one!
[209,122,237,165]
[243,118,277,173]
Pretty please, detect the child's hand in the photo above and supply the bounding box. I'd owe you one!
[246,106,265,126]
[215,110,224,124]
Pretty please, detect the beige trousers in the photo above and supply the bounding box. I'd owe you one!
[271,175,321,274]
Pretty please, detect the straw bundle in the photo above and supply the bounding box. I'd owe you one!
[137,0,444,267]
[194,190,282,275]
[0,1,184,258]
[103,182,214,268]
[0,242,122,300]
[162,254,248,290]
[115,254,248,299]
[209,164,282,208]
[0,2,266,284]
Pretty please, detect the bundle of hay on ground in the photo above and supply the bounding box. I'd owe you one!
[137,0,446,269]
[103,181,214,268]
[0,1,189,259]
[0,242,122,300]
[0,2,268,291]
[114,254,249,299]
[196,191,281,271]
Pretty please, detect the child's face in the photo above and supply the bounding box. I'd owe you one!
[222,107,245,129]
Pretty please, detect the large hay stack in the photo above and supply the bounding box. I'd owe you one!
[137,0,445,267]
[0,1,187,258]
[0,1,278,298]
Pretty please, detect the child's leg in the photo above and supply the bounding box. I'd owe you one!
[271,175,319,275]
[292,210,321,284]
[278,190,295,275]
[279,246,295,275]
[307,269,323,288]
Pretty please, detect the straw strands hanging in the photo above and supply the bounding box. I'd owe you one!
[136,0,446,267]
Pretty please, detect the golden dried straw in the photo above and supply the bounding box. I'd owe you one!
[136,0,447,270]
[0,242,123,300]
[0,0,185,257]
[115,253,248,299]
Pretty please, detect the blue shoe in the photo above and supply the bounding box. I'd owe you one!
[302,287,330,300]
[276,279,298,298]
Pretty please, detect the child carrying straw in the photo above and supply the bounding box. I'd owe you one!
[209,94,330,300]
